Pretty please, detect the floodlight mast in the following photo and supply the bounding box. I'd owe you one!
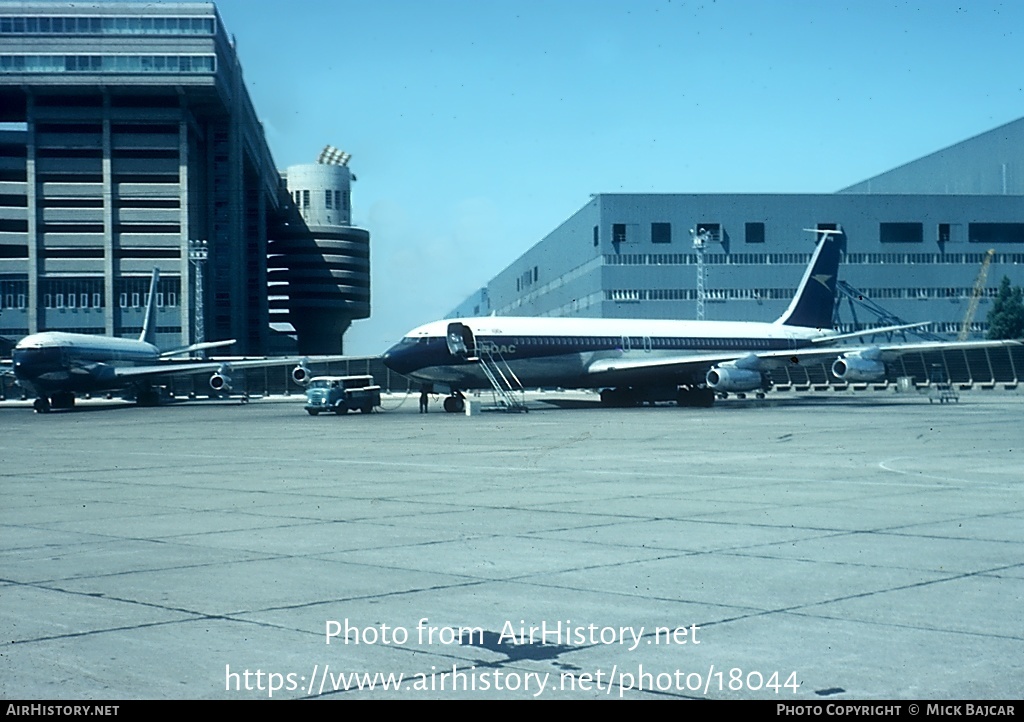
[188,239,208,358]
[691,228,712,321]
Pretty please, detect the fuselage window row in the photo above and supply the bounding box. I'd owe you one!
[473,336,795,353]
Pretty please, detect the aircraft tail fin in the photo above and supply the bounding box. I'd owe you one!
[774,229,843,329]
[140,268,160,345]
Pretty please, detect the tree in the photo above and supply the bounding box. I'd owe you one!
[986,276,1024,340]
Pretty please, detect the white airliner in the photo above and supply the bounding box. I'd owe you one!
[382,230,1020,411]
[8,269,323,412]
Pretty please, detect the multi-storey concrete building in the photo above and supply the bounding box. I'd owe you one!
[0,2,370,355]
[451,119,1024,339]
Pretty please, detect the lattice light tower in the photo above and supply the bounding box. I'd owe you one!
[691,228,712,320]
[188,238,208,356]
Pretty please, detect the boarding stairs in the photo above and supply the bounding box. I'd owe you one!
[470,347,529,413]
[446,321,528,412]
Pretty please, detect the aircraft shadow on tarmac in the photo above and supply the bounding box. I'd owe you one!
[459,630,574,663]
[0,396,254,414]
[535,394,945,410]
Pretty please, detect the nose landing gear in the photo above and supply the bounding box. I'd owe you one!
[442,391,466,413]
[33,392,76,413]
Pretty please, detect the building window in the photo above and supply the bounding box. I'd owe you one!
[325,190,332,209]
[879,223,923,244]
[593,225,599,247]
[612,224,626,244]
[0,15,216,36]
[968,223,1024,244]
[302,190,310,208]
[0,54,216,74]
[745,222,765,244]
[651,222,671,244]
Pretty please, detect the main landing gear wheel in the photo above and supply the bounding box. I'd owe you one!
[136,389,161,407]
[599,388,640,407]
[33,397,51,413]
[50,391,75,409]
[443,395,465,413]
[675,387,716,408]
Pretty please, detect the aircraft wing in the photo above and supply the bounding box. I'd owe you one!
[762,338,1023,367]
[587,352,754,385]
[583,339,1022,387]
[584,349,819,386]
[109,355,353,381]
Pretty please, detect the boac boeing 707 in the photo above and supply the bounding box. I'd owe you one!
[383,230,1020,411]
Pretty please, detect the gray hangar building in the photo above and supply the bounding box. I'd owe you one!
[0,2,369,356]
[450,118,1024,340]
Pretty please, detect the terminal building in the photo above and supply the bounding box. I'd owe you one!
[0,2,369,355]
[450,119,1024,340]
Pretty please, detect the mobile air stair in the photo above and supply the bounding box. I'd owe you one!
[446,322,529,413]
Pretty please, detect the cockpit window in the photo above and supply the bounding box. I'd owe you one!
[12,347,62,365]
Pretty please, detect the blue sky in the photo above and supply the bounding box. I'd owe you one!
[207,0,1023,355]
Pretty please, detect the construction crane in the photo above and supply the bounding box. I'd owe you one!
[957,248,996,341]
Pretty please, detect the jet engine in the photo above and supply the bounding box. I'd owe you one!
[705,366,765,392]
[209,363,233,392]
[291,362,311,386]
[831,349,885,382]
[209,372,232,393]
[705,354,768,393]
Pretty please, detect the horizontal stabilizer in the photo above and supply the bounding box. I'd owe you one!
[160,339,237,358]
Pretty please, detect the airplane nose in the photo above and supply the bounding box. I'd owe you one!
[382,345,414,375]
